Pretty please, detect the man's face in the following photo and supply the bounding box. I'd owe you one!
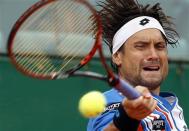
[112,28,168,90]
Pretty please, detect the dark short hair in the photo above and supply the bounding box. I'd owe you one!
[97,0,179,71]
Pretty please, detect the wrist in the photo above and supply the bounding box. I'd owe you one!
[113,104,140,131]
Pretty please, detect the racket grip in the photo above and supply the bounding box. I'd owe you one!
[115,77,141,100]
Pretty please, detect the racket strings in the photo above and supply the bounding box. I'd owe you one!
[14,3,69,74]
[14,4,61,72]
[14,3,64,53]
[44,2,94,73]
[43,1,94,73]
[12,0,96,76]
[15,3,71,73]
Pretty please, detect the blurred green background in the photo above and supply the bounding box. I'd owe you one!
[0,57,188,131]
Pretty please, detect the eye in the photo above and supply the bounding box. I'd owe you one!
[156,42,166,50]
[134,43,146,50]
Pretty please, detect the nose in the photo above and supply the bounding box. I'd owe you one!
[146,47,159,61]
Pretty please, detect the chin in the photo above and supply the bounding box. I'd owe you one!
[140,78,162,90]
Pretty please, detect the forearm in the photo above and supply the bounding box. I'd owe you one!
[104,122,119,131]
[102,106,141,131]
[111,104,140,131]
[103,116,140,131]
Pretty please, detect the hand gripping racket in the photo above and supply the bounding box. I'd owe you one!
[7,0,140,100]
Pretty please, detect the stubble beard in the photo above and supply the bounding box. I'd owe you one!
[125,70,166,91]
[137,75,163,90]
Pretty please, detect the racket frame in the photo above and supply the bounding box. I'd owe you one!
[7,0,101,79]
[7,0,141,99]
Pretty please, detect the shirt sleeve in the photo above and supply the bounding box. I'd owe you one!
[87,110,117,131]
[87,89,123,131]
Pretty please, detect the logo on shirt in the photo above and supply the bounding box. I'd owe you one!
[103,102,121,114]
[152,119,165,130]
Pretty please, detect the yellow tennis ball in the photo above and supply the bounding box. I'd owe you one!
[78,91,106,118]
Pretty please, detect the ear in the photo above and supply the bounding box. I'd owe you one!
[112,52,122,66]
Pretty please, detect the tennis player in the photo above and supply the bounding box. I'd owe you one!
[87,0,188,130]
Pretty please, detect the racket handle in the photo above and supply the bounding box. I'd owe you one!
[118,78,141,99]
[112,76,141,100]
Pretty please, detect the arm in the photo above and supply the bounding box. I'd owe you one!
[104,103,140,131]
[87,110,117,131]
[104,123,119,131]
[87,86,156,131]
[104,86,157,131]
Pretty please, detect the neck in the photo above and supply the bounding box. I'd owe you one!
[149,87,160,95]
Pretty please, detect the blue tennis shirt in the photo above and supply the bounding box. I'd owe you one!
[87,89,188,131]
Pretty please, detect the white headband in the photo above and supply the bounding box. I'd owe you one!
[112,16,166,54]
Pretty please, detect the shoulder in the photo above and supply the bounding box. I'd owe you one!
[87,89,124,131]
[153,92,178,107]
[102,89,124,114]
[103,89,124,103]
[153,92,178,103]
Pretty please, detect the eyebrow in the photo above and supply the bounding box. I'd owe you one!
[133,38,166,44]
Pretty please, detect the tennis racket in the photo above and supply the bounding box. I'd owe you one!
[7,0,140,100]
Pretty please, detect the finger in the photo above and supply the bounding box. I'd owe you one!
[127,109,152,120]
[138,97,157,110]
[135,85,150,95]
[123,96,144,109]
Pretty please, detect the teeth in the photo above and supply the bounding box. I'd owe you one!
[143,67,159,71]
[149,67,158,69]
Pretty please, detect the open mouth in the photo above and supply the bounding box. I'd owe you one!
[143,66,160,71]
